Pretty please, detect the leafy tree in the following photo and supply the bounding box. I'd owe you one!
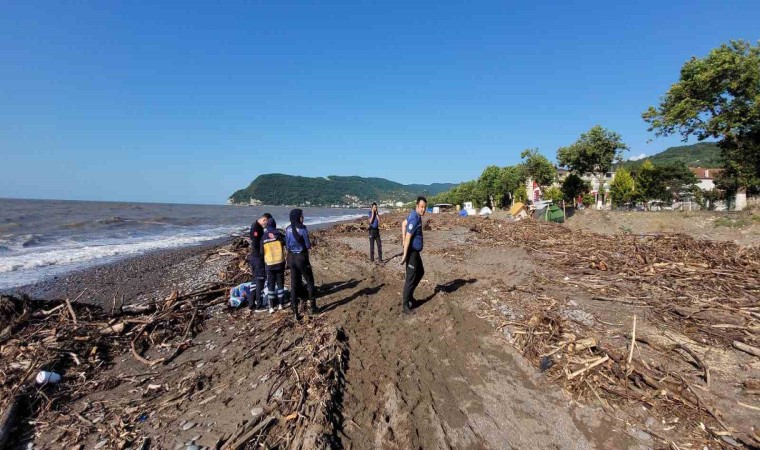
[499,165,527,206]
[694,188,724,210]
[514,188,528,204]
[657,162,698,202]
[520,149,556,188]
[609,167,635,206]
[451,180,480,207]
[543,187,564,203]
[642,40,760,195]
[561,174,586,202]
[715,128,760,195]
[477,165,503,207]
[557,126,629,203]
[634,160,662,205]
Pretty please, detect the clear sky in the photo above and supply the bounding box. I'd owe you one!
[1,1,758,204]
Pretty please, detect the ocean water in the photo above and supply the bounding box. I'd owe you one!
[0,198,364,289]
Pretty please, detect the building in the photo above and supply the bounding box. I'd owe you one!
[689,167,723,191]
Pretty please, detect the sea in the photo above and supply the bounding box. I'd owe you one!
[0,198,365,290]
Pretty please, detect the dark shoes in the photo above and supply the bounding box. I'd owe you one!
[309,303,318,315]
[402,302,414,315]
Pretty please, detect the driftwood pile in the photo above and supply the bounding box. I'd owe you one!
[231,319,348,449]
[0,237,351,449]
[467,218,760,448]
[0,280,227,448]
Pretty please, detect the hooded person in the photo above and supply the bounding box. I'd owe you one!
[260,216,286,313]
[285,208,317,319]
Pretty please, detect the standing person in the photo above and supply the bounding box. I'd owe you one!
[368,202,383,263]
[261,217,286,313]
[285,208,317,320]
[400,196,427,315]
[248,213,272,310]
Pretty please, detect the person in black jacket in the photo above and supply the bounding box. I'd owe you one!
[248,213,272,310]
[368,202,383,263]
[285,208,317,320]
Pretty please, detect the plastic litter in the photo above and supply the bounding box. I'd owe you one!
[36,371,61,385]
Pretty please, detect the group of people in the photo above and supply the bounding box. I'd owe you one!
[230,208,317,321]
[230,196,428,319]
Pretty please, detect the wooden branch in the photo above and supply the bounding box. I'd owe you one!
[672,344,710,386]
[733,341,760,358]
[0,394,24,448]
[627,315,637,366]
[567,355,609,380]
[162,308,198,366]
[64,290,87,324]
[224,416,276,450]
[131,340,165,366]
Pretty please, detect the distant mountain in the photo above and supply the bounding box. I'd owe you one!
[228,174,457,206]
[618,142,722,170]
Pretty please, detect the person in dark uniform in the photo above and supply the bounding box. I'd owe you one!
[400,196,427,315]
[261,217,286,313]
[248,213,272,310]
[285,208,317,320]
[368,202,383,263]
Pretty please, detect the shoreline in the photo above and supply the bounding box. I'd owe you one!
[5,218,360,308]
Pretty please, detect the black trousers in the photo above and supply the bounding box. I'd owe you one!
[249,254,265,308]
[403,250,424,308]
[266,268,285,307]
[369,228,383,261]
[289,252,315,313]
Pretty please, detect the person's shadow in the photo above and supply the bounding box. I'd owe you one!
[416,278,477,308]
[317,279,360,297]
[320,283,386,313]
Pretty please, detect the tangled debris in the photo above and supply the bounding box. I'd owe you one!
[466,218,760,448]
[0,238,351,449]
[0,281,227,448]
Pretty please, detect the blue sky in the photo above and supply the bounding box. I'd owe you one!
[1,1,758,204]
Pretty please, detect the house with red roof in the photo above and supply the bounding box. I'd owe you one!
[689,167,723,191]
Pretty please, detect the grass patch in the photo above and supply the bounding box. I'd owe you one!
[714,215,759,228]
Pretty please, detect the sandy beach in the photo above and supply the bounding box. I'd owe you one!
[1,210,758,449]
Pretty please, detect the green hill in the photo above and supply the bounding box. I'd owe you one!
[228,174,457,206]
[619,142,722,170]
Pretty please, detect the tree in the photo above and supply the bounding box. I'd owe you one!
[452,180,479,207]
[520,149,556,188]
[514,188,528,204]
[657,162,698,202]
[499,165,527,206]
[561,174,586,203]
[609,167,635,206]
[642,40,760,195]
[557,125,629,206]
[634,160,662,205]
[477,166,503,207]
[543,187,564,203]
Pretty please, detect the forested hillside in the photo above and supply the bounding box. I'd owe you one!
[228,174,456,206]
[619,142,721,169]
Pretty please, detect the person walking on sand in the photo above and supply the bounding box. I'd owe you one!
[400,196,427,315]
[248,213,272,310]
[368,202,383,263]
[285,208,317,320]
[261,217,286,313]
